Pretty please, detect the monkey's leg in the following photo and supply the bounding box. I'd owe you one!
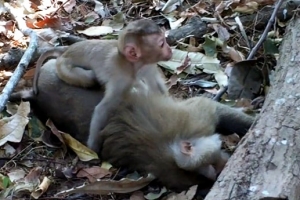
[182,97,254,137]
[215,103,254,137]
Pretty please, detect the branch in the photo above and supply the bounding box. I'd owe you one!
[0,4,39,112]
[247,0,284,59]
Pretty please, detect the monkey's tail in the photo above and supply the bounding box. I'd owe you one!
[33,47,68,95]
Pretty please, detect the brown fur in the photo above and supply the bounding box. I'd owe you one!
[10,59,254,192]
[32,19,172,152]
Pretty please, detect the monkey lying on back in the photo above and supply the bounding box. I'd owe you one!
[32,19,173,152]
[10,59,254,192]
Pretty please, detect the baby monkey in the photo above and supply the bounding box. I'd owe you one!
[33,19,172,152]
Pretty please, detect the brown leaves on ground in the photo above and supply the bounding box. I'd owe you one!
[0,0,288,199]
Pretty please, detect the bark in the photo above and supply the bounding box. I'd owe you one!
[205,17,300,200]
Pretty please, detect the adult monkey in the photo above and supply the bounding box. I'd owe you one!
[10,59,254,193]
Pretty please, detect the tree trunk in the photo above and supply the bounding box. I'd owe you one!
[205,17,300,200]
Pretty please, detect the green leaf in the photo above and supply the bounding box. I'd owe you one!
[203,36,217,57]
[3,177,10,188]
[263,38,279,54]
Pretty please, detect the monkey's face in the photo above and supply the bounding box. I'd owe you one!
[141,33,173,63]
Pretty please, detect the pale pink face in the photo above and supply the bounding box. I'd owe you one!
[123,32,172,64]
[143,33,173,63]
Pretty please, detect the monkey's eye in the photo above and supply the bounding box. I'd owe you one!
[160,41,165,48]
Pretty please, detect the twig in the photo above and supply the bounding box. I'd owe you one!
[235,16,251,49]
[213,86,228,102]
[217,0,284,99]
[0,4,39,112]
[247,0,284,59]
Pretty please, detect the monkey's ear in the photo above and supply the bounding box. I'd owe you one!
[124,44,141,62]
[180,141,193,156]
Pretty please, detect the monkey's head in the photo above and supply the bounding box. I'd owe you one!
[118,19,173,65]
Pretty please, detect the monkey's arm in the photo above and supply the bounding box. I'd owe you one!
[87,76,133,152]
[137,65,168,95]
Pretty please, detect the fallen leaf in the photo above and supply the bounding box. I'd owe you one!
[158,49,220,75]
[7,169,26,182]
[212,24,230,42]
[26,16,62,29]
[61,133,99,161]
[9,167,44,198]
[214,70,228,87]
[94,0,106,18]
[166,74,180,89]
[25,167,43,183]
[227,59,263,99]
[222,45,245,62]
[176,55,191,74]
[3,143,16,156]
[162,0,184,13]
[264,38,279,54]
[56,174,155,196]
[5,102,18,115]
[46,119,67,154]
[77,26,113,36]
[101,162,113,170]
[233,1,258,14]
[165,185,197,200]
[77,166,112,183]
[63,0,76,13]
[202,36,217,57]
[109,12,125,31]
[0,174,11,190]
[0,101,30,146]
[31,177,51,199]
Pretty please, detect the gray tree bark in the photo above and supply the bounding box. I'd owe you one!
[205,17,300,200]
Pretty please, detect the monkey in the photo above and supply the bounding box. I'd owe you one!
[9,59,254,193]
[32,19,172,152]
[98,91,253,191]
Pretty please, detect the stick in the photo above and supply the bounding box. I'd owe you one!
[0,4,39,112]
[247,0,284,60]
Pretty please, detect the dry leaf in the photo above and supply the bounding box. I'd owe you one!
[0,101,30,146]
[77,26,113,36]
[214,70,228,87]
[212,24,230,42]
[7,169,26,182]
[61,133,99,161]
[77,166,112,183]
[63,0,76,13]
[46,119,67,154]
[233,2,258,14]
[165,185,197,200]
[10,167,43,198]
[56,174,155,196]
[31,177,51,199]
